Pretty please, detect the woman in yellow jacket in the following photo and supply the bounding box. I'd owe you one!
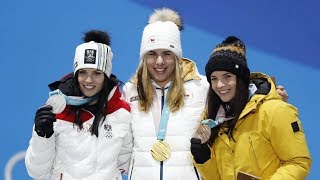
[191,36,311,180]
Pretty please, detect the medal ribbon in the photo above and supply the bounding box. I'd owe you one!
[157,104,170,140]
[157,88,170,141]
[201,117,234,128]
[49,89,98,106]
[201,84,257,128]
[201,105,234,128]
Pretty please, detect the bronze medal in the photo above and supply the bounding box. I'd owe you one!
[194,124,211,144]
[151,141,171,161]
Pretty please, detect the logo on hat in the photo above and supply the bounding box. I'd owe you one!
[149,36,157,43]
[84,49,96,64]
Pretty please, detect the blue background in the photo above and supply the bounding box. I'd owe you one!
[1,0,319,179]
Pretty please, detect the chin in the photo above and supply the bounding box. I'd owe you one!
[220,97,233,102]
[83,92,95,97]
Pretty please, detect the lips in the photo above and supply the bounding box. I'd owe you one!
[154,68,165,73]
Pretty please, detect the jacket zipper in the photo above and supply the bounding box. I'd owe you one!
[129,159,134,180]
[160,87,165,180]
[194,166,200,180]
[248,136,261,172]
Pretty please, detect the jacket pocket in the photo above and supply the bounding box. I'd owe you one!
[247,133,278,178]
[248,136,261,172]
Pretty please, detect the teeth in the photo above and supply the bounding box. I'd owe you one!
[155,68,165,72]
[220,90,230,94]
[84,85,94,89]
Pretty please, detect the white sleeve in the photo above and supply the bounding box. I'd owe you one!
[116,107,133,175]
[25,125,56,179]
[117,123,133,175]
[118,82,134,174]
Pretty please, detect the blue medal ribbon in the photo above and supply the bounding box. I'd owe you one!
[156,86,171,141]
[157,103,170,140]
[49,89,99,106]
[202,85,256,128]
[201,117,233,128]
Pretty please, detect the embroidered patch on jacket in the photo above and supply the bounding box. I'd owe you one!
[291,121,300,133]
[104,124,113,139]
[84,49,96,64]
[184,92,193,104]
[76,124,92,133]
[130,96,139,102]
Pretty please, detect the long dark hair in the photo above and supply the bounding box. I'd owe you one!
[207,77,249,146]
[72,72,117,137]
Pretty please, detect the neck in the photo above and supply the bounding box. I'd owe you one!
[222,101,234,117]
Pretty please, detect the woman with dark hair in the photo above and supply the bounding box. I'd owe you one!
[25,30,132,180]
[191,36,311,179]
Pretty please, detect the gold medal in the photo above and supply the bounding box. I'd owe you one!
[151,141,171,161]
[194,124,211,144]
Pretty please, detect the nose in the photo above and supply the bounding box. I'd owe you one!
[85,75,93,83]
[155,55,164,65]
[216,80,225,88]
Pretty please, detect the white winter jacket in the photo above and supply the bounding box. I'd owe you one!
[123,58,209,180]
[25,86,133,180]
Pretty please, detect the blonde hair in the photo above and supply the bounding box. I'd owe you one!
[136,56,185,112]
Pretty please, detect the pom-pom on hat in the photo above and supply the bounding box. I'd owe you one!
[73,30,113,77]
[140,8,183,61]
[205,36,250,85]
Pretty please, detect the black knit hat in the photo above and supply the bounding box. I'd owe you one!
[205,36,250,85]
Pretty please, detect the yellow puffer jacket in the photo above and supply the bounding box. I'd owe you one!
[195,72,311,180]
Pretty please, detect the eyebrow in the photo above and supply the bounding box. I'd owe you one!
[163,50,173,53]
[210,72,233,77]
[148,50,172,54]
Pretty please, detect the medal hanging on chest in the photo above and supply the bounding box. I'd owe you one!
[151,90,172,161]
[151,140,171,161]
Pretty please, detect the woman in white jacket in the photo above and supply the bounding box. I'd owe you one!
[25,30,132,180]
[123,8,209,180]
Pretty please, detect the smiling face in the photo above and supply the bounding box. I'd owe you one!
[210,71,237,102]
[145,49,176,88]
[77,68,105,97]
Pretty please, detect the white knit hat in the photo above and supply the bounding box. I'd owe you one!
[73,41,113,77]
[140,8,183,61]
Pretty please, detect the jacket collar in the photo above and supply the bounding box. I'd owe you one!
[238,72,282,120]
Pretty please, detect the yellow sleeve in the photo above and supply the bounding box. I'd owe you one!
[194,147,220,180]
[268,102,311,179]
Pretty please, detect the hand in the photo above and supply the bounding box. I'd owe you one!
[276,85,288,102]
[190,138,211,164]
[34,105,56,138]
